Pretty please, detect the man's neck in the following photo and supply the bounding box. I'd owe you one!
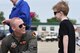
[13,32,22,41]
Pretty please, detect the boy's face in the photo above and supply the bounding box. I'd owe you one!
[54,10,62,21]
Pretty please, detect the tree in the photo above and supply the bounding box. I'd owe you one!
[69,19,76,24]
[30,12,40,23]
[47,17,76,24]
[0,11,5,24]
[47,17,59,23]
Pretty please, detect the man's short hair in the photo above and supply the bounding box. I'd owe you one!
[52,1,69,16]
[10,17,22,27]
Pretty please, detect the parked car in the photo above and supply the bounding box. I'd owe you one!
[4,30,10,36]
[45,32,58,42]
[0,30,6,40]
[0,29,10,40]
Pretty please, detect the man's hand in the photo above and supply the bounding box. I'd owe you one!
[2,19,11,25]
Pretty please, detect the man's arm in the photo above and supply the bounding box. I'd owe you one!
[22,37,37,53]
[19,3,30,20]
[28,38,37,53]
[19,3,31,28]
[1,38,9,53]
[22,31,37,53]
[63,35,69,53]
[2,19,11,25]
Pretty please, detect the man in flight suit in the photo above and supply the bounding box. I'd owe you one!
[1,17,37,53]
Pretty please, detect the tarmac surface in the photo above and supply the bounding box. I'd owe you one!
[38,41,80,53]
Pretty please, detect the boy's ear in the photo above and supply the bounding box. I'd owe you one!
[60,11,64,15]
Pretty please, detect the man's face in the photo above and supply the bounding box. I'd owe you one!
[13,19,26,34]
[10,0,18,5]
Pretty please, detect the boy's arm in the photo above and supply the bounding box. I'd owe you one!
[63,35,69,53]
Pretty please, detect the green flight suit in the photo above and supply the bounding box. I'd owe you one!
[1,30,37,53]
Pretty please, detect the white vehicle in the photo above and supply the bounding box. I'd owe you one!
[36,31,58,41]
[45,31,58,42]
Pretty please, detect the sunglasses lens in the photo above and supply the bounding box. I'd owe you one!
[54,12,57,15]
[54,11,61,15]
[23,23,26,27]
[19,24,22,28]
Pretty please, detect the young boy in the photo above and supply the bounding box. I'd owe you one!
[52,1,75,53]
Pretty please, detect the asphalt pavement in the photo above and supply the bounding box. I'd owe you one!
[38,41,80,53]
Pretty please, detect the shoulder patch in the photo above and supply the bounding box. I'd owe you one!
[32,32,36,36]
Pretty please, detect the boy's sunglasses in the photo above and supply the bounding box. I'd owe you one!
[54,11,60,15]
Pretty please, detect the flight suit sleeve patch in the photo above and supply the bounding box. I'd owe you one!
[32,32,36,36]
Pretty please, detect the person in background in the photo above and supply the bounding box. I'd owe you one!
[2,0,31,33]
[1,17,37,53]
[52,1,75,53]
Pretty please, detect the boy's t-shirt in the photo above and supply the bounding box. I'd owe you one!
[58,20,75,53]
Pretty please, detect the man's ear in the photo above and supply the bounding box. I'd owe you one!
[11,26,15,31]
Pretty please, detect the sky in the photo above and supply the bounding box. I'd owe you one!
[0,0,80,24]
